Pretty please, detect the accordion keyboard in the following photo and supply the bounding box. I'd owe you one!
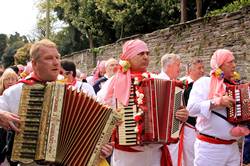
[118,85,137,145]
[172,87,182,138]
[226,83,250,124]
[12,86,45,163]
[235,89,242,117]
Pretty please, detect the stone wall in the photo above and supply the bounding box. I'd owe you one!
[63,6,250,80]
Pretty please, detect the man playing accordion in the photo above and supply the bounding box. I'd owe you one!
[98,39,189,166]
[187,49,250,166]
[0,39,113,166]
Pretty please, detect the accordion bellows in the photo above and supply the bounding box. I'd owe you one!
[11,82,120,166]
[117,78,183,145]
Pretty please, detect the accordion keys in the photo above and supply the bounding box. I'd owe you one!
[226,83,250,124]
[11,82,120,165]
[117,86,138,145]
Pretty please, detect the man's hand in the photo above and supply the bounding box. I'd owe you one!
[175,107,189,122]
[0,111,20,132]
[210,94,235,109]
[100,143,113,158]
[219,95,235,108]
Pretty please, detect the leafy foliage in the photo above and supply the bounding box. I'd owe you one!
[54,0,116,49]
[206,0,250,16]
[1,33,29,68]
[32,0,248,57]
[0,34,7,61]
[95,0,180,38]
[14,43,32,65]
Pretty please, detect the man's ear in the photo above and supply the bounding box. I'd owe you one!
[31,60,36,70]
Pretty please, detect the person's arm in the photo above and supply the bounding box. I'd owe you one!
[0,110,20,132]
[0,83,23,132]
[187,77,212,119]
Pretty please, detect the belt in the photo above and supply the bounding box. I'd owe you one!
[186,116,196,127]
[197,133,236,145]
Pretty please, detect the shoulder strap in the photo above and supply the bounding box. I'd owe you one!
[211,110,228,122]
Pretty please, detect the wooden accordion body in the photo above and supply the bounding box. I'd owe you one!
[11,82,119,166]
[226,83,250,124]
[117,78,183,145]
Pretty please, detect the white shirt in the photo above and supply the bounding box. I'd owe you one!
[157,71,170,80]
[86,75,94,85]
[74,80,96,97]
[187,76,239,140]
[0,83,23,114]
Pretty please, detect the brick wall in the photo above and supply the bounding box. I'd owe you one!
[63,6,250,80]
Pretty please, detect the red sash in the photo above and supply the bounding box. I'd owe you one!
[197,133,236,144]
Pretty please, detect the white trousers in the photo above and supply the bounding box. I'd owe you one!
[194,139,240,166]
[182,125,196,166]
[168,142,179,166]
[111,144,162,166]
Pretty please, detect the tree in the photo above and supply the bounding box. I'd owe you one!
[0,34,7,61]
[14,43,32,65]
[53,0,116,49]
[1,33,28,68]
[180,0,237,22]
[196,0,202,18]
[96,0,180,39]
[181,0,188,22]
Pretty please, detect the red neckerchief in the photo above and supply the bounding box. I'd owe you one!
[18,73,47,85]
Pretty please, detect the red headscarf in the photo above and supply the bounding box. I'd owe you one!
[208,49,234,99]
[104,39,149,106]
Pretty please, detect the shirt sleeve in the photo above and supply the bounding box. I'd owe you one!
[187,77,212,119]
[0,83,23,114]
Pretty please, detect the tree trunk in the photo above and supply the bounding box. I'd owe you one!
[181,0,188,23]
[119,23,124,39]
[45,0,50,39]
[86,29,94,49]
[196,0,202,18]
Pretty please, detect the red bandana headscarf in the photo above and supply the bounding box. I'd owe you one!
[208,49,234,99]
[104,39,149,106]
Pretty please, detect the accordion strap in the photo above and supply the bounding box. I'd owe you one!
[211,110,229,122]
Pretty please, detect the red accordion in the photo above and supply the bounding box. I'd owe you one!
[117,78,184,145]
[226,83,250,124]
[140,78,184,144]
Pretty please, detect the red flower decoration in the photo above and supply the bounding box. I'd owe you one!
[134,115,142,122]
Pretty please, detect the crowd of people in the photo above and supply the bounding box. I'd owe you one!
[0,38,249,166]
